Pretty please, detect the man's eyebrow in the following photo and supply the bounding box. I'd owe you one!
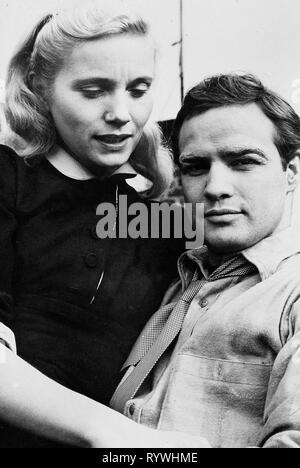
[218,148,268,160]
[179,148,268,161]
[179,151,204,161]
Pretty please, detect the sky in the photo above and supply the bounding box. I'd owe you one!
[0,0,300,120]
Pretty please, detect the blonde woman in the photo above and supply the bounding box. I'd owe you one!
[0,1,189,447]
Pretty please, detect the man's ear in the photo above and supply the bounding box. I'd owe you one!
[286,152,300,193]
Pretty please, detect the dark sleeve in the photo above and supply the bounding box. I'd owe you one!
[0,145,18,325]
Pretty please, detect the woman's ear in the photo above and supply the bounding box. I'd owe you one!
[28,72,49,109]
[286,151,300,193]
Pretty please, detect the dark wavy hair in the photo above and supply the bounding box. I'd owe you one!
[172,73,300,169]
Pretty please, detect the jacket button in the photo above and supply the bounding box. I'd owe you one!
[84,253,98,268]
[128,403,135,417]
[89,226,99,240]
[199,298,208,308]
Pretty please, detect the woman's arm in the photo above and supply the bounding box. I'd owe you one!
[0,343,210,448]
[0,342,109,447]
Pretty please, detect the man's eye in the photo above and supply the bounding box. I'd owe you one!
[179,162,208,176]
[81,89,104,99]
[231,158,260,168]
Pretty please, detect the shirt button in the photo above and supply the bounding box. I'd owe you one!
[84,253,98,268]
[128,403,135,417]
[199,298,208,308]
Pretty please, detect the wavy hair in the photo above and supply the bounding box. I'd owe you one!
[172,73,300,169]
[4,0,174,198]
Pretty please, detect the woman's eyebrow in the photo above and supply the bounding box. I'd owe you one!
[71,77,113,89]
[71,76,153,89]
[128,77,153,86]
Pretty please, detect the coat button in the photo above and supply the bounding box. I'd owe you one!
[199,298,208,308]
[84,253,98,268]
[128,402,135,417]
[89,226,99,240]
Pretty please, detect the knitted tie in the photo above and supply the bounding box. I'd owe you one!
[110,255,256,413]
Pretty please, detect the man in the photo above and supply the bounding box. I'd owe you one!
[110,74,300,448]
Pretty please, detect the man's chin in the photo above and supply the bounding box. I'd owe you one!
[204,234,251,254]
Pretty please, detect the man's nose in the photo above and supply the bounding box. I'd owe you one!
[204,162,235,201]
[103,92,131,127]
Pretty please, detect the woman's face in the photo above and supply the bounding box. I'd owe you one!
[47,33,156,174]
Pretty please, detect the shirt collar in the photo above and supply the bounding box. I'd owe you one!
[46,147,152,192]
[178,226,300,287]
[242,226,300,280]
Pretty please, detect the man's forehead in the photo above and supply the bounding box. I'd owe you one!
[178,103,278,153]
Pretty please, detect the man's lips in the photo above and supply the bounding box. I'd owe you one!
[205,208,242,218]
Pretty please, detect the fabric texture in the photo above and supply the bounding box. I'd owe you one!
[110,255,256,412]
[0,144,183,447]
[111,227,300,448]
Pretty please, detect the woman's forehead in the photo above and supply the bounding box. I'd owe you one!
[57,34,156,81]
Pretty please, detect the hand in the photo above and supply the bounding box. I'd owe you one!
[89,412,211,448]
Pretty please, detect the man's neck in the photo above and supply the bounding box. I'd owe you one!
[204,250,238,275]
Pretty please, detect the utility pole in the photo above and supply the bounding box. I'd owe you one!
[179,0,184,103]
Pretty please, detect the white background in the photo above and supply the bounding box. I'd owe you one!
[1,0,300,120]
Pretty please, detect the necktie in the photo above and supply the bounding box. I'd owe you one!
[110,255,256,413]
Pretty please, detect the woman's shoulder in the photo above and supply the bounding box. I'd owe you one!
[0,143,20,163]
[0,144,49,183]
[0,145,21,206]
[0,144,22,180]
[0,144,28,178]
[0,145,40,204]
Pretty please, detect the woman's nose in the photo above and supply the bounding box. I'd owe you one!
[103,93,131,127]
[204,162,235,201]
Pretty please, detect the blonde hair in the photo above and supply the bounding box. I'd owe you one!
[4,0,174,198]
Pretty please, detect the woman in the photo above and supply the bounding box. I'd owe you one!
[0,1,184,447]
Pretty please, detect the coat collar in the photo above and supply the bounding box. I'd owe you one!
[46,147,152,192]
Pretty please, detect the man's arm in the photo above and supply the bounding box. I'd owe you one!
[259,301,300,448]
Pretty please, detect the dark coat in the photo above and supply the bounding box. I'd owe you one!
[0,145,183,446]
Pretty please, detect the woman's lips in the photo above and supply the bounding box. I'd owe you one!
[94,134,132,151]
[95,134,131,144]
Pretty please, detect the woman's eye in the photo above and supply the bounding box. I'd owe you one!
[129,84,150,98]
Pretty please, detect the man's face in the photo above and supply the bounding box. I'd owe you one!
[179,103,298,253]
